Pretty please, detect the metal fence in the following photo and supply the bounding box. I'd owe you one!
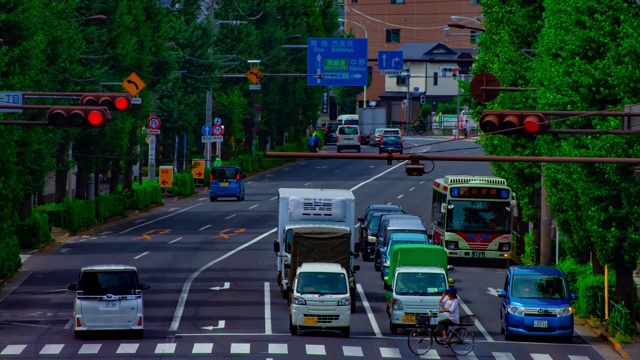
[609,300,632,335]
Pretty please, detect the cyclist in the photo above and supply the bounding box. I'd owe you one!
[437,286,459,343]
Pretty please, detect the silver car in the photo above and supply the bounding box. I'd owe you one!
[68,264,150,339]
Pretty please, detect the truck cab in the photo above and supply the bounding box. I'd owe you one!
[289,262,352,337]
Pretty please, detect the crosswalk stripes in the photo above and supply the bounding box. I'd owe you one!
[0,343,596,358]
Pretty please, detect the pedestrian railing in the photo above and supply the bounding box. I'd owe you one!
[609,300,632,335]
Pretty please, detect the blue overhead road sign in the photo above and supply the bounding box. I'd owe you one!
[378,51,403,70]
[307,38,368,86]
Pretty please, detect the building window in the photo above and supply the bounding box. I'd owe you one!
[396,76,407,86]
[386,29,400,43]
[433,72,438,86]
[391,0,405,3]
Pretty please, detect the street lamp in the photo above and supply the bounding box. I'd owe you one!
[450,15,481,24]
[338,19,368,108]
[399,71,411,135]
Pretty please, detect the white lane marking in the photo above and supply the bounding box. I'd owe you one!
[397,194,404,199]
[116,343,139,354]
[409,187,415,191]
[199,225,212,231]
[192,343,213,354]
[169,228,277,331]
[78,344,101,354]
[39,344,64,355]
[455,351,478,359]
[531,355,553,360]
[306,344,326,355]
[64,319,73,329]
[19,255,30,263]
[120,203,203,234]
[268,343,287,354]
[198,197,207,201]
[225,214,236,220]
[169,237,183,244]
[333,170,340,173]
[568,357,590,360]
[1,345,27,355]
[420,349,441,359]
[154,343,176,354]
[270,196,277,200]
[350,161,406,191]
[264,282,272,335]
[304,182,312,185]
[357,283,382,337]
[249,204,259,209]
[458,296,493,342]
[380,347,401,358]
[230,343,250,354]
[420,180,425,184]
[369,165,375,168]
[134,251,149,259]
[492,353,516,360]
[343,345,364,356]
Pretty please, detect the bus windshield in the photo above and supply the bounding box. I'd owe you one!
[446,200,511,232]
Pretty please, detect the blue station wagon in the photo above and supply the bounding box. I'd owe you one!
[498,265,577,342]
[209,166,245,201]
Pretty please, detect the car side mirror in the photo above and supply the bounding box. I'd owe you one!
[273,240,280,253]
[139,282,151,290]
[497,289,507,298]
[447,265,454,271]
[67,284,78,291]
[384,283,392,291]
[571,292,578,300]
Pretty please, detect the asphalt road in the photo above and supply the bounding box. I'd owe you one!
[0,137,616,359]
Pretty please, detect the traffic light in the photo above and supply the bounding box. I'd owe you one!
[405,159,426,176]
[479,111,548,134]
[420,95,426,104]
[440,67,459,78]
[47,106,111,127]
[452,67,458,79]
[79,93,131,111]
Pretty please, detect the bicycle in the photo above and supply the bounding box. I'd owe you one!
[407,312,476,356]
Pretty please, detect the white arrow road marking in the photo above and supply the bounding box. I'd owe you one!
[209,282,230,291]
[202,320,225,330]
[487,287,500,296]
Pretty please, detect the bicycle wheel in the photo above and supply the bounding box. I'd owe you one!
[449,327,475,356]
[407,328,432,355]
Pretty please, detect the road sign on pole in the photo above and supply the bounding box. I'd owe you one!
[148,116,161,130]
[377,51,403,71]
[159,166,173,187]
[202,125,212,136]
[212,125,224,136]
[121,72,147,97]
[307,38,368,86]
[0,92,23,113]
[192,159,205,179]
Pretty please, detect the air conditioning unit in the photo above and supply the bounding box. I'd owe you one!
[288,197,346,221]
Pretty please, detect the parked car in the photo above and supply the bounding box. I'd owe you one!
[324,122,339,144]
[209,165,245,201]
[370,128,385,147]
[357,204,404,261]
[68,264,150,339]
[379,135,403,154]
[336,125,361,153]
[498,265,577,342]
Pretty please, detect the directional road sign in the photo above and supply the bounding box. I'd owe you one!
[159,166,173,188]
[378,51,403,70]
[214,117,222,125]
[307,38,368,87]
[202,125,212,136]
[192,159,205,179]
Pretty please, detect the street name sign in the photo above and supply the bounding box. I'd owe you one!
[307,38,368,86]
[378,51,403,71]
[0,91,23,113]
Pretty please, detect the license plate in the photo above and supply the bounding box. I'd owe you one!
[472,251,485,258]
[402,315,416,324]
[220,182,228,187]
[303,317,317,325]
[103,301,118,309]
[534,320,548,328]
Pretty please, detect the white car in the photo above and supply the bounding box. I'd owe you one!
[336,125,361,153]
[68,264,150,339]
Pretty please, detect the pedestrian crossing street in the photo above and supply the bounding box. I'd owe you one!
[0,342,594,359]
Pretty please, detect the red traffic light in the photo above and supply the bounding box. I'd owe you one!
[479,111,548,134]
[405,159,426,176]
[47,106,111,127]
[80,93,131,111]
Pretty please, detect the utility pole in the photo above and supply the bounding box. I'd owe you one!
[540,166,552,265]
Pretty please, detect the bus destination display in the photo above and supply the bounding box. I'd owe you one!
[450,187,510,199]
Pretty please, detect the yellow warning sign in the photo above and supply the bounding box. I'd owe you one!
[121,72,147,97]
[245,66,264,85]
[159,166,173,187]
[192,159,205,179]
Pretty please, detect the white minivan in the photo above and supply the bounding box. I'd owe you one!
[336,125,361,153]
[68,264,150,339]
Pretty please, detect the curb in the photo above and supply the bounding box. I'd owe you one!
[592,328,631,359]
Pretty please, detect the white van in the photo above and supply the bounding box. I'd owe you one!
[336,125,361,153]
[68,264,150,339]
[336,114,358,126]
[289,262,352,337]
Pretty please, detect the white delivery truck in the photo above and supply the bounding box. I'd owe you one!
[273,188,359,311]
[357,107,387,145]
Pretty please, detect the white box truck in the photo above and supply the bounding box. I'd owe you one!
[357,107,387,145]
[273,188,360,311]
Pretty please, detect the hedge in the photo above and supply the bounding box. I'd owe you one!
[0,236,21,280]
[15,211,51,249]
[96,192,127,222]
[172,172,195,196]
[127,180,163,210]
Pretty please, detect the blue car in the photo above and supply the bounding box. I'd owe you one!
[498,265,577,342]
[378,135,403,154]
[209,166,245,201]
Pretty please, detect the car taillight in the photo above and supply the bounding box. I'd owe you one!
[398,140,402,145]
[236,173,241,180]
[210,174,214,181]
[357,135,361,141]
[336,136,340,141]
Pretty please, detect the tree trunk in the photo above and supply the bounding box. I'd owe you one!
[19,194,32,221]
[54,139,69,204]
[614,259,637,330]
[109,164,120,194]
[75,165,88,200]
[591,251,604,275]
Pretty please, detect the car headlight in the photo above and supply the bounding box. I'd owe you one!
[392,298,403,310]
[368,235,377,243]
[337,297,351,306]
[557,307,573,316]
[291,296,306,305]
[507,305,525,315]
[445,241,459,250]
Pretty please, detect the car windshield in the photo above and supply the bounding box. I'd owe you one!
[374,129,384,135]
[395,272,447,296]
[338,126,358,135]
[213,167,239,181]
[79,270,139,296]
[367,211,403,232]
[511,275,567,299]
[297,272,348,294]
[327,123,339,133]
[446,200,512,233]
[343,119,358,125]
